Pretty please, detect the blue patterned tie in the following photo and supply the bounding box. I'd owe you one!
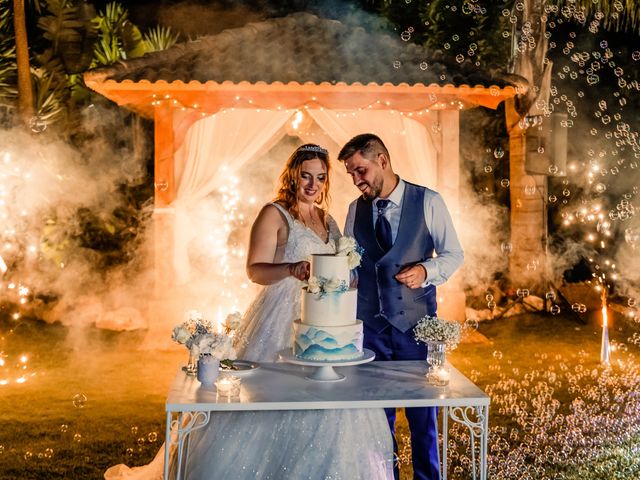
[375,199,392,252]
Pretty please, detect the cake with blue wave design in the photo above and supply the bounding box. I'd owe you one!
[293,249,364,361]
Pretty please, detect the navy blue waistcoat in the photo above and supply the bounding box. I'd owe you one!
[353,182,437,333]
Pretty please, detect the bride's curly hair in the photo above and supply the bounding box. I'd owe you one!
[274,144,331,224]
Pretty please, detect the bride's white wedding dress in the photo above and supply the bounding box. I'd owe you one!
[105,203,393,480]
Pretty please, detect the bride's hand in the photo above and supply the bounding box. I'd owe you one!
[288,261,310,281]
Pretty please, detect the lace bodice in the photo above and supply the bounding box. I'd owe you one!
[271,203,341,262]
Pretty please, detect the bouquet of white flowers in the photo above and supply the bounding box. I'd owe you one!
[336,236,364,270]
[413,315,461,350]
[171,310,216,350]
[172,310,238,361]
[190,332,237,360]
[221,311,242,335]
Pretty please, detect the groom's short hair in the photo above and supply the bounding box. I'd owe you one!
[338,133,390,163]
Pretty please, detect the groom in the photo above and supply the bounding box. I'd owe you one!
[340,133,463,480]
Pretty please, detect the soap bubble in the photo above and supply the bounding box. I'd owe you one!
[73,433,82,443]
[147,432,158,443]
[72,394,87,408]
[625,228,639,247]
[550,305,561,315]
[60,424,69,433]
[131,426,139,435]
[464,318,478,331]
[594,183,606,193]
[500,179,510,188]
[500,242,512,254]
[494,147,505,159]
[44,448,53,459]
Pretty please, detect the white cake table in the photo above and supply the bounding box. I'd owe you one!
[165,360,489,480]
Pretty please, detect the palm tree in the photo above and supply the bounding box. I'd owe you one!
[12,0,33,124]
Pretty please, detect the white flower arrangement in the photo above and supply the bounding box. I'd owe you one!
[190,332,237,360]
[172,310,238,360]
[336,236,363,270]
[413,315,461,350]
[172,310,216,350]
[221,311,242,335]
[306,276,348,297]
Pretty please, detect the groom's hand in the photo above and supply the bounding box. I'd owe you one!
[395,264,427,289]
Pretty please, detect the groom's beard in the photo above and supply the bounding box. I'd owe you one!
[359,176,383,200]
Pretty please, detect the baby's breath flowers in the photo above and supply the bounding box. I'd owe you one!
[413,315,461,350]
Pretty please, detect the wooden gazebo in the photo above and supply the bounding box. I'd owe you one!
[85,12,522,331]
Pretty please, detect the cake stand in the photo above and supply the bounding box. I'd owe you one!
[278,349,375,382]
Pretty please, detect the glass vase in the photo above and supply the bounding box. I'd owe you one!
[425,341,450,386]
[183,352,198,376]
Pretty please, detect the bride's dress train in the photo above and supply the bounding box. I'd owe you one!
[105,204,393,479]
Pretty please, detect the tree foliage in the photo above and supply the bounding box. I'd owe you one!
[0,1,18,111]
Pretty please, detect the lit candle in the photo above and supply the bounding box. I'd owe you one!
[426,366,450,387]
[434,367,450,385]
[215,375,241,397]
[600,290,610,365]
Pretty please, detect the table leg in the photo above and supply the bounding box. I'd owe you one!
[448,405,489,480]
[165,411,211,480]
[164,412,172,480]
[442,406,449,480]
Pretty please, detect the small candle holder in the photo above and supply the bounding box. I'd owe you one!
[215,375,241,398]
[426,365,450,386]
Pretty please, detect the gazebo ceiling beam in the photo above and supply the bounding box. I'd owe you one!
[84,77,520,119]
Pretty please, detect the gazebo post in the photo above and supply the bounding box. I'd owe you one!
[153,101,177,293]
[144,102,180,346]
[436,109,466,321]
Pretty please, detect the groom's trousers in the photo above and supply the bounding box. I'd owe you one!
[363,323,441,480]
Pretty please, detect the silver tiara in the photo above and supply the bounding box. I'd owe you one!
[298,145,328,155]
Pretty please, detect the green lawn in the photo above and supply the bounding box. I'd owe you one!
[1,309,638,479]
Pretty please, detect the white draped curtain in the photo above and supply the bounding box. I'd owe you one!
[171,109,294,282]
[307,109,438,188]
[169,108,439,283]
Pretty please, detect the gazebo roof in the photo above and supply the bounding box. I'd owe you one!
[85,12,524,118]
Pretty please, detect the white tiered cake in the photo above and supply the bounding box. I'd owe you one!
[293,253,363,361]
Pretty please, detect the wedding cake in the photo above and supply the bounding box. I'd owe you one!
[293,247,364,361]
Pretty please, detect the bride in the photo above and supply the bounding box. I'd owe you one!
[106,144,393,479]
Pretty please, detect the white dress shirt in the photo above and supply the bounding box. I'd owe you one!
[344,178,464,287]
